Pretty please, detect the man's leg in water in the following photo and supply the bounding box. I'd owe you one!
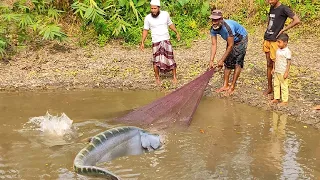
[264,52,273,95]
[153,64,160,85]
[225,65,242,96]
[216,68,231,93]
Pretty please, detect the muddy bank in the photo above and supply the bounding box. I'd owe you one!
[0,33,319,129]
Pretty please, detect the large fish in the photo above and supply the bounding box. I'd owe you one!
[73,126,162,179]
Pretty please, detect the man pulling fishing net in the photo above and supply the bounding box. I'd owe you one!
[208,10,248,96]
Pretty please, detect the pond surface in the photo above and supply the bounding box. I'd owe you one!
[0,89,319,179]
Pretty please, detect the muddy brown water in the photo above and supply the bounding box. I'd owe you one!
[0,89,319,179]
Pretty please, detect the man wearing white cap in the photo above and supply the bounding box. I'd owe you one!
[140,0,180,85]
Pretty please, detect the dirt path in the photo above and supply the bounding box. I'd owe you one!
[0,32,319,129]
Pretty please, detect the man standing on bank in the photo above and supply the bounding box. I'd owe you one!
[140,0,180,85]
[209,10,248,96]
[263,0,300,95]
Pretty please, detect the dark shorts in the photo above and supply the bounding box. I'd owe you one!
[224,36,248,69]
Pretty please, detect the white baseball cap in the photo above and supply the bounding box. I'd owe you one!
[150,0,160,6]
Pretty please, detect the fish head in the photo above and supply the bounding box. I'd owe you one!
[140,131,162,150]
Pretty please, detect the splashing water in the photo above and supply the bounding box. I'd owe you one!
[26,111,74,136]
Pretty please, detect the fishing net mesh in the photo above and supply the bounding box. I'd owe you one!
[115,68,216,127]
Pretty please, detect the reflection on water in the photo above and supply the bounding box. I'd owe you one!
[0,90,319,179]
[271,112,287,137]
[269,112,287,172]
[282,131,303,179]
[270,112,304,179]
[269,112,313,179]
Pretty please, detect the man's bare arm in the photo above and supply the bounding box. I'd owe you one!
[169,24,180,41]
[277,15,300,37]
[141,29,148,44]
[219,36,234,63]
[140,29,148,51]
[283,15,300,32]
[210,36,217,62]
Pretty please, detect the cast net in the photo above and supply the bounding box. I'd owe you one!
[115,68,216,127]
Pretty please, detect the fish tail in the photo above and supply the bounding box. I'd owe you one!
[74,165,119,180]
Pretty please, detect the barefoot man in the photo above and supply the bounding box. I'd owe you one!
[140,0,180,85]
[209,10,248,96]
[263,0,300,95]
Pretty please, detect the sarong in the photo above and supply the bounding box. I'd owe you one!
[152,40,177,73]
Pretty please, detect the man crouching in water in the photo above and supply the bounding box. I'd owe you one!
[140,0,180,85]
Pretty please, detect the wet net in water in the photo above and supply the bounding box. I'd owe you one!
[115,68,216,127]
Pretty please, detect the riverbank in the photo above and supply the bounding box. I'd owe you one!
[0,32,319,129]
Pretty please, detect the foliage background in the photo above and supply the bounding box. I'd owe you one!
[0,0,319,57]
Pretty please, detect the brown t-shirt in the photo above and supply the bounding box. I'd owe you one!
[264,4,295,41]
